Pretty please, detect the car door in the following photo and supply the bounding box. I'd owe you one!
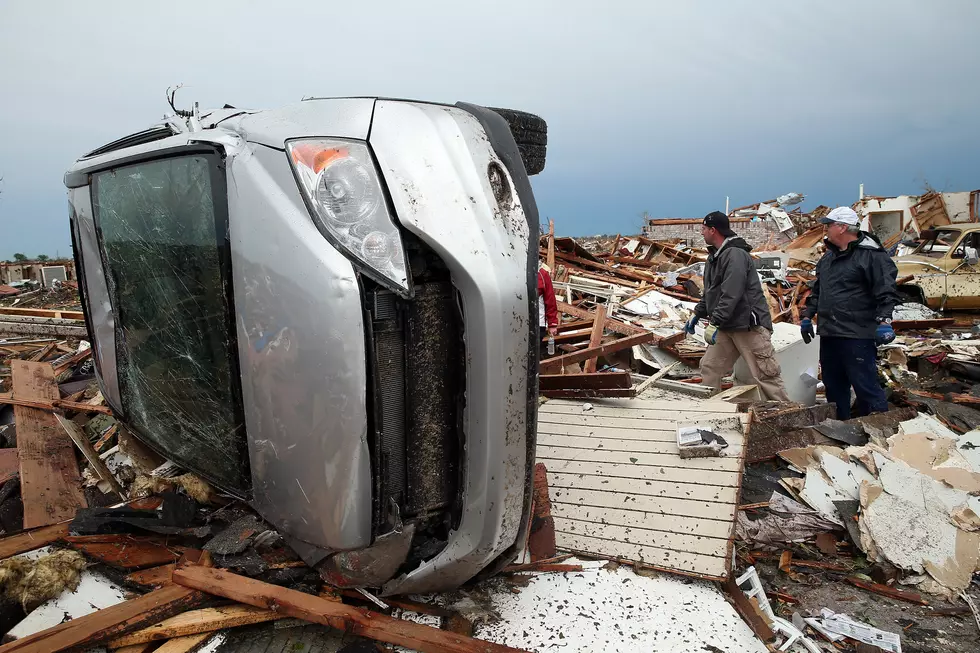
[944,231,980,309]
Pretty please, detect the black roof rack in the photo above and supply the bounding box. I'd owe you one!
[83,126,175,159]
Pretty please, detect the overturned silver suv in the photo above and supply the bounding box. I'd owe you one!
[64,98,544,595]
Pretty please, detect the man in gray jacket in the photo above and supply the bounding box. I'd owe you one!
[685,212,790,401]
[801,206,899,419]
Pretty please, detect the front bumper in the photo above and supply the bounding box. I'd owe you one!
[370,101,536,595]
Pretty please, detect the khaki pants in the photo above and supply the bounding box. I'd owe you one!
[700,326,790,402]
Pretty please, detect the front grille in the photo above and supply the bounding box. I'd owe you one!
[367,281,463,532]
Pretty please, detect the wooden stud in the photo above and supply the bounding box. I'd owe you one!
[108,605,286,648]
[539,330,664,374]
[172,565,532,653]
[54,413,126,499]
[582,305,607,374]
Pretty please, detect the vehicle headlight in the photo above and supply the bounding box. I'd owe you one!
[287,139,409,292]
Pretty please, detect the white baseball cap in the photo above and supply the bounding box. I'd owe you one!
[819,206,860,226]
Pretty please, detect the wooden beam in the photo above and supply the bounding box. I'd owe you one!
[539,330,663,374]
[0,522,70,560]
[539,371,632,391]
[720,578,776,644]
[66,535,185,570]
[546,219,555,272]
[539,388,633,399]
[53,349,92,376]
[54,413,125,499]
[555,301,646,336]
[844,577,928,606]
[0,583,207,653]
[12,361,87,529]
[553,250,655,284]
[583,305,607,374]
[172,565,532,653]
[108,605,286,648]
[0,393,114,415]
[0,307,85,320]
[126,563,177,588]
[634,362,680,395]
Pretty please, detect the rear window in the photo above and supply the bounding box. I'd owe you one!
[91,152,248,492]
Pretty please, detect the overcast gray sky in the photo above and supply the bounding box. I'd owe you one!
[1,1,978,259]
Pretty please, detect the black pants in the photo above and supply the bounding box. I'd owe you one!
[820,337,887,420]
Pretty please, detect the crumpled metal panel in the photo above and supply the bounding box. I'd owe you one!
[370,101,531,595]
[68,187,121,412]
[227,143,372,551]
[233,98,375,150]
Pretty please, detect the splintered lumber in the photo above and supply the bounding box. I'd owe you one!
[555,301,646,336]
[53,349,92,376]
[721,577,776,643]
[172,565,532,653]
[0,393,114,415]
[539,330,663,374]
[845,577,928,605]
[0,583,207,653]
[0,321,88,338]
[12,361,87,528]
[108,605,286,647]
[583,305,607,374]
[0,522,70,559]
[634,361,680,395]
[54,413,125,498]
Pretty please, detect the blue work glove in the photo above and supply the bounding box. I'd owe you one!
[875,322,896,346]
[800,318,814,344]
[703,323,719,345]
[684,315,699,334]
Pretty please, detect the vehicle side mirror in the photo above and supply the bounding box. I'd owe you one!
[969,254,979,267]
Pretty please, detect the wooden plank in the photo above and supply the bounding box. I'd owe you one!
[539,330,664,374]
[634,362,679,395]
[172,565,533,653]
[12,360,87,529]
[555,301,647,336]
[54,413,125,498]
[546,219,555,272]
[721,577,776,643]
[538,422,682,441]
[126,564,176,588]
[551,486,737,522]
[540,389,633,399]
[0,522,70,560]
[555,532,725,578]
[154,634,213,653]
[108,605,286,647]
[582,305,607,374]
[29,342,57,362]
[537,433,743,456]
[550,500,734,539]
[0,583,206,653]
[0,448,19,485]
[538,412,738,433]
[553,517,729,558]
[66,535,185,570]
[537,444,742,472]
[539,398,738,413]
[0,393,114,415]
[553,250,656,284]
[52,349,93,376]
[539,372,632,391]
[0,307,85,320]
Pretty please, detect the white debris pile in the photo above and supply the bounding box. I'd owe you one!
[777,413,980,597]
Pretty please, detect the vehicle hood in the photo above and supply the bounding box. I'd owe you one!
[894,255,946,274]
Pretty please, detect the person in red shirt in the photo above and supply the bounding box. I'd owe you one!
[538,265,559,351]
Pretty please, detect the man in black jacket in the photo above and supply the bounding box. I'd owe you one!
[801,206,899,420]
[685,212,790,401]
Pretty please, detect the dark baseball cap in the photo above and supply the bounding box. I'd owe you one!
[703,211,736,237]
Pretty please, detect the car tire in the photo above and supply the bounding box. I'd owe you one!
[488,108,547,175]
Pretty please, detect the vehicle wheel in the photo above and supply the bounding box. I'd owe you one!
[488,108,547,175]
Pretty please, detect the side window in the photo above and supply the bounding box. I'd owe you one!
[91,153,248,493]
[953,233,979,262]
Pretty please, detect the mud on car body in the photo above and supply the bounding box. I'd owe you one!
[64,98,547,595]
